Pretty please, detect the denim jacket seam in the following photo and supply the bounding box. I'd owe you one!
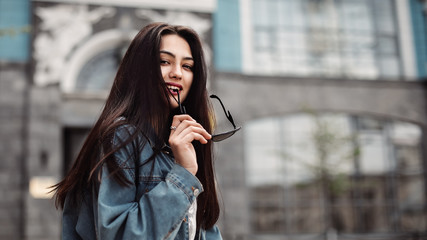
[167,175,193,201]
[163,211,189,240]
[120,160,135,180]
[112,126,136,180]
[139,176,163,182]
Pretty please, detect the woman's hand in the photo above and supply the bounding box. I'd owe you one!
[168,114,211,175]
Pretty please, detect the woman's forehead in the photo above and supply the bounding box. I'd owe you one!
[160,35,192,57]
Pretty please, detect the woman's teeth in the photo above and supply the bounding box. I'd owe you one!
[168,86,180,91]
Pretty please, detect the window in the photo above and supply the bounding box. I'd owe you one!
[245,114,426,237]
[242,0,401,79]
[76,45,126,93]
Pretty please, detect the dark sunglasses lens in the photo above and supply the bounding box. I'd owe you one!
[211,127,241,142]
[212,132,235,142]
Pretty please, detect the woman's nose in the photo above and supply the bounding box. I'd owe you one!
[169,64,182,79]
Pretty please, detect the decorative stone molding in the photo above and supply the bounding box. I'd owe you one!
[33,4,116,86]
[32,0,217,13]
[33,4,213,90]
[61,29,136,93]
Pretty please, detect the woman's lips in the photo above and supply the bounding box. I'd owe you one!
[166,83,182,95]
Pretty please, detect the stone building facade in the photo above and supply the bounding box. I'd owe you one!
[1,0,427,239]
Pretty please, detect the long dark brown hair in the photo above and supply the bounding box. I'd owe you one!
[53,23,220,230]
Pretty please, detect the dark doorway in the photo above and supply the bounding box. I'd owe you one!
[63,128,91,175]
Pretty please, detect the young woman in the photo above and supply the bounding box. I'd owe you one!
[53,23,222,239]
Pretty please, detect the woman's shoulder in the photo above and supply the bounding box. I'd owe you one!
[112,118,153,145]
[114,117,135,135]
[114,123,137,141]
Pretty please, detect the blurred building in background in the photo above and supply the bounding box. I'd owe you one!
[0,0,427,239]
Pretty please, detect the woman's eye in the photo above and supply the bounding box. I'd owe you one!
[160,60,169,65]
[183,64,193,71]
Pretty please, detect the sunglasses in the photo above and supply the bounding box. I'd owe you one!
[172,89,241,142]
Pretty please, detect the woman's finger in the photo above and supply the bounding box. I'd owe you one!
[170,115,211,139]
[169,115,194,134]
[171,114,194,126]
[173,125,211,143]
[187,132,209,144]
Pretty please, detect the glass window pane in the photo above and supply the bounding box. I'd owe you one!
[246,118,282,186]
[76,47,121,92]
[377,37,398,55]
[398,176,426,231]
[379,57,400,79]
[373,0,395,34]
[252,0,270,26]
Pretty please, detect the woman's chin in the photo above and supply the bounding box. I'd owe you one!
[169,103,179,110]
[168,97,179,108]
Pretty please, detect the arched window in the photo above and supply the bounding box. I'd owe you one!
[61,30,134,94]
[75,46,125,92]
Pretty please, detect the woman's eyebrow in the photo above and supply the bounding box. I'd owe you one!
[160,50,194,61]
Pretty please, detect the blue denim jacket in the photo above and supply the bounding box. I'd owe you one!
[62,125,222,240]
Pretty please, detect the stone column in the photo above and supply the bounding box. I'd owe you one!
[0,63,28,240]
[25,85,62,240]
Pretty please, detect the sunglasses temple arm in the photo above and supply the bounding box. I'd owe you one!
[227,110,236,128]
[210,94,237,129]
[173,89,186,114]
